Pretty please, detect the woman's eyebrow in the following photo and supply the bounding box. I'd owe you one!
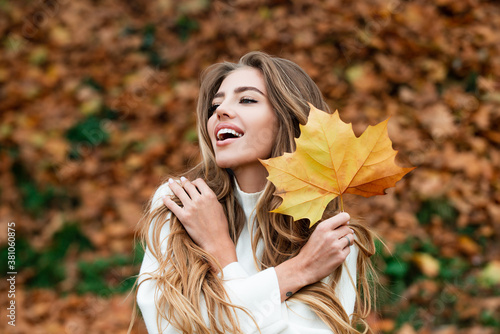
[234,86,265,96]
[213,86,265,99]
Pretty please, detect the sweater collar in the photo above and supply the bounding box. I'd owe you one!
[233,178,264,220]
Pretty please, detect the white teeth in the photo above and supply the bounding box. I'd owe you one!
[217,128,243,140]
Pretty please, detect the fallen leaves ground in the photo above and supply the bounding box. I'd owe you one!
[0,0,499,333]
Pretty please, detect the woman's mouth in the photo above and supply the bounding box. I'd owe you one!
[214,123,245,146]
[216,128,243,141]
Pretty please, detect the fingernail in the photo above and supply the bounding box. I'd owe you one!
[168,178,173,184]
[180,176,187,182]
[350,228,354,233]
[347,220,350,225]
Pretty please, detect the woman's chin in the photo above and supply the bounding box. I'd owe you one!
[216,158,250,170]
[215,158,234,169]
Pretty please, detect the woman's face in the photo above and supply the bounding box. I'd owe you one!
[207,67,278,172]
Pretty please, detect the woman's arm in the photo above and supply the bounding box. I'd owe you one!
[138,181,284,333]
[163,177,355,303]
[155,178,356,331]
[275,212,354,302]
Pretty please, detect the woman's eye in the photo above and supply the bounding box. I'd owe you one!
[208,104,219,116]
[240,98,257,104]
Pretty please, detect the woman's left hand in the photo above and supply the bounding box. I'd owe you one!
[162,177,237,271]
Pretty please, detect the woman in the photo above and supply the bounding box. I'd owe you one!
[135,51,377,333]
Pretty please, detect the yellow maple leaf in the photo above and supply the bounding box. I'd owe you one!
[260,104,415,227]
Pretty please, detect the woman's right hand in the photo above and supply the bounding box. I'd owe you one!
[275,212,354,302]
[296,212,354,285]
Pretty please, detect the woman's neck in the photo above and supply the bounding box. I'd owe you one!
[232,163,268,193]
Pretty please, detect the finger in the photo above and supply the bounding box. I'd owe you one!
[338,226,355,238]
[343,245,351,256]
[331,225,353,239]
[180,177,201,199]
[342,229,355,247]
[323,212,350,230]
[330,225,354,244]
[162,195,184,219]
[191,178,212,195]
[168,178,191,203]
[341,235,351,249]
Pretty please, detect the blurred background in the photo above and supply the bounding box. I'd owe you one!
[1,0,499,333]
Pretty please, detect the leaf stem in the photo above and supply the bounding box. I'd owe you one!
[339,195,344,212]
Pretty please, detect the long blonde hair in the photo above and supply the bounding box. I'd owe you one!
[133,51,377,333]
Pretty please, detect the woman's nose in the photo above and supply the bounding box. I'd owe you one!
[216,102,235,119]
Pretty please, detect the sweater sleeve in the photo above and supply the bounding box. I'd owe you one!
[219,262,285,333]
[137,183,284,334]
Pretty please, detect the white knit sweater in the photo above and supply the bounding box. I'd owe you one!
[137,180,358,333]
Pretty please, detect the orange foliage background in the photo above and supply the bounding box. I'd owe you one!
[1,0,499,333]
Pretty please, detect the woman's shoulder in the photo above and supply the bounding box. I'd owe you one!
[145,182,175,244]
[150,181,174,212]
